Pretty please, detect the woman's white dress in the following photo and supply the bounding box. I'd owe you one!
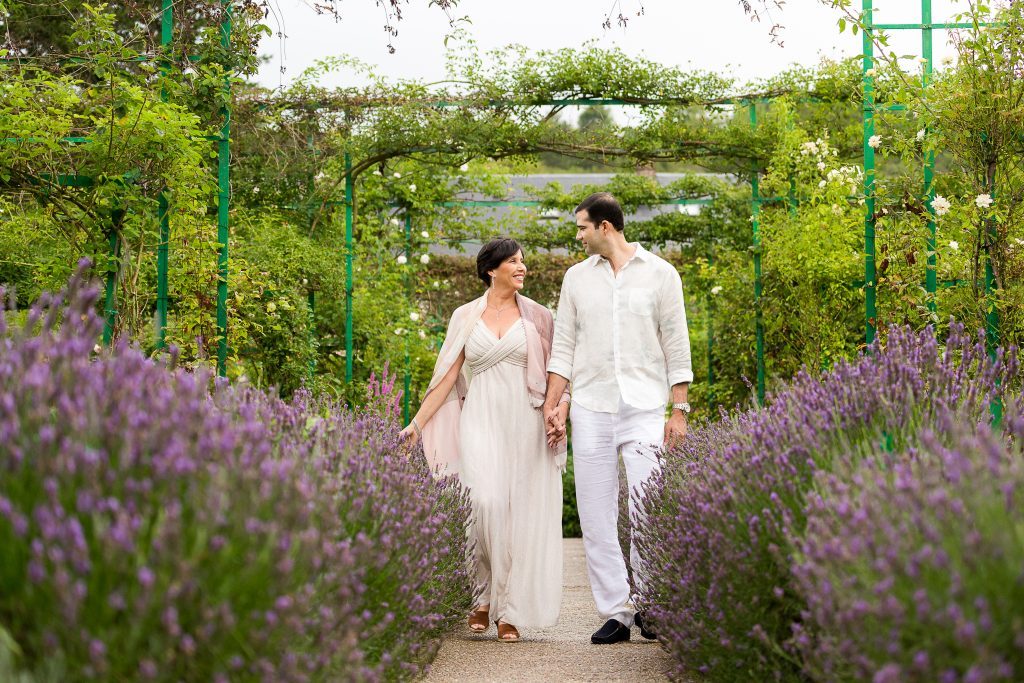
[458,318,562,628]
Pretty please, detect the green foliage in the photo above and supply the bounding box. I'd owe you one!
[3,2,1024,426]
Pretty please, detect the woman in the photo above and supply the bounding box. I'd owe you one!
[400,237,569,642]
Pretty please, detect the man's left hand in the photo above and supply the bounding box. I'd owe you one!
[664,411,687,450]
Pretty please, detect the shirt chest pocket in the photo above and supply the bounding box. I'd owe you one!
[628,287,657,316]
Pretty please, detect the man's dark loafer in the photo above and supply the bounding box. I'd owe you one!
[634,611,657,640]
[591,618,631,644]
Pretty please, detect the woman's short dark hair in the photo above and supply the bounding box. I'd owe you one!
[574,192,624,232]
[476,237,522,287]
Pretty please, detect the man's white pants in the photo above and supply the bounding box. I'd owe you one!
[571,397,663,627]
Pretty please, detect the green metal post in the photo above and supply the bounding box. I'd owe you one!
[706,236,715,392]
[985,184,999,359]
[403,213,412,424]
[922,0,937,314]
[156,0,172,349]
[215,1,232,376]
[344,152,354,383]
[863,0,878,345]
[750,102,765,404]
[307,289,317,380]
[986,174,1001,425]
[102,210,124,346]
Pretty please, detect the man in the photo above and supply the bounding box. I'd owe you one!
[544,192,692,645]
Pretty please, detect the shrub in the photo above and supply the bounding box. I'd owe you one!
[792,417,1024,682]
[636,324,1017,681]
[0,263,472,682]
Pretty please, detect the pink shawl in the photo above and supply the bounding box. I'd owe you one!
[420,291,568,478]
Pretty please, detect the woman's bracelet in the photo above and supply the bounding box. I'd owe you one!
[411,417,422,437]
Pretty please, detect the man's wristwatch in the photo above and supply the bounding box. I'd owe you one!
[672,402,691,414]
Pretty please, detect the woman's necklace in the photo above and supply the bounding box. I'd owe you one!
[487,298,515,317]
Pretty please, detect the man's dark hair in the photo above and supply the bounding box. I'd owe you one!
[476,237,523,287]
[574,192,624,232]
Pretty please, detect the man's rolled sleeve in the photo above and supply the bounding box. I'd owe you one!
[547,276,576,380]
[659,267,693,385]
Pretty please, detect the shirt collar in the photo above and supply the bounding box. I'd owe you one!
[591,242,650,267]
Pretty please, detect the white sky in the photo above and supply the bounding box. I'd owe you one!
[255,0,964,101]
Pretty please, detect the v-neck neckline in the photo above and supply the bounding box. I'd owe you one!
[478,317,522,341]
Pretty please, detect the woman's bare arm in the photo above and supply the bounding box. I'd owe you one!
[399,349,466,443]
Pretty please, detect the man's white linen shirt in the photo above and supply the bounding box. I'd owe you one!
[547,243,693,413]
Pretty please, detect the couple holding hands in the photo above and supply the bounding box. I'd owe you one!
[400,192,692,644]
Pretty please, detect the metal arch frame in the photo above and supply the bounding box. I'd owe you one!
[5,1,234,374]
[16,2,1004,408]
[861,0,1001,353]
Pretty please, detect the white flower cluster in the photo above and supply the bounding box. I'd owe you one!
[931,196,951,216]
[868,134,882,149]
[819,165,864,195]
[799,138,836,160]
[929,193,993,218]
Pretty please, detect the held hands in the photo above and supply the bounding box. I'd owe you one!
[664,411,688,450]
[545,402,569,449]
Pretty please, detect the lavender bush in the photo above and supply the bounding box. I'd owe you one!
[0,263,472,681]
[636,324,1018,681]
[793,415,1024,682]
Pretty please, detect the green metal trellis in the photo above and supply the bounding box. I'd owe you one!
[10,1,234,373]
[19,0,1005,410]
[862,0,1001,352]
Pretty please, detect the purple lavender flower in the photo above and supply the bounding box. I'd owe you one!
[636,322,1019,681]
[0,264,473,681]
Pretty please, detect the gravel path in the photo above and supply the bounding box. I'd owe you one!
[424,538,673,682]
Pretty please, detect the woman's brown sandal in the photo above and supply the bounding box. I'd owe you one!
[468,607,489,633]
[496,621,520,642]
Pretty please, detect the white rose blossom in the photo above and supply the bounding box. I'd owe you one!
[420,230,429,238]
[396,255,408,265]
[409,311,420,322]
[459,163,469,172]
[710,286,723,295]
[390,218,401,227]
[418,329,427,339]
[393,172,402,179]
[975,193,993,209]
[420,254,430,265]
[868,135,882,149]
[408,184,417,192]
[916,129,926,142]
[865,67,877,77]
[949,240,959,252]
[931,195,951,216]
